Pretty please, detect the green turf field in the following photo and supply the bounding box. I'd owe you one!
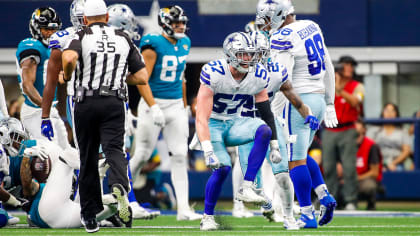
[3,214,420,235]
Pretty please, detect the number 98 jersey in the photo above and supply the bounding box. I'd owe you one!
[270,20,329,95]
[200,59,270,120]
[139,34,191,99]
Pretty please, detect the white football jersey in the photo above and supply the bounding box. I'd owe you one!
[270,20,330,95]
[200,59,269,120]
[49,27,76,96]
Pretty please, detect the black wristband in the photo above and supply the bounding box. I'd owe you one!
[256,100,277,140]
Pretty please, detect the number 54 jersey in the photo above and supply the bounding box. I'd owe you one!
[200,59,270,120]
[139,34,191,99]
[270,20,331,95]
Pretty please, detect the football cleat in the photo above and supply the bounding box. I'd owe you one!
[177,208,203,221]
[111,184,132,227]
[200,214,219,231]
[129,202,152,220]
[81,217,100,233]
[283,216,300,230]
[6,213,20,225]
[232,202,254,218]
[235,181,267,205]
[296,211,318,229]
[318,191,337,226]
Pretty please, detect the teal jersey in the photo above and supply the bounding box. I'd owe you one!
[15,38,55,108]
[29,183,50,228]
[139,34,190,99]
[8,155,23,187]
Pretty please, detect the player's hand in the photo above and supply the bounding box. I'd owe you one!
[41,118,54,141]
[324,105,338,128]
[304,115,320,130]
[23,145,48,161]
[151,104,165,128]
[269,140,282,163]
[204,151,221,169]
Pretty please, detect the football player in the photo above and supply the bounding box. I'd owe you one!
[130,5,201,221]
[256,0,338,228]
[195,32,284,230]
[0,80,8,120]
[0,117,116,230]
[15,7,70,150]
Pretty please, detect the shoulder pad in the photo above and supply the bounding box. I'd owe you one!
[270,28,294,52]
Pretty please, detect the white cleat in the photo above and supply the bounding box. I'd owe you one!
[177,208,203,221]
[236,181,267,205]
[129,202,152,220]
[272,212,284,223]
[232,203,254,218]
[7,213,20,225]
[200,214,219,231]
[284,216,300,230]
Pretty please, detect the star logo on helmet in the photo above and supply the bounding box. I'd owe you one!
[265,0,276,4]
[228,37,236,44]
[122,8,127,13]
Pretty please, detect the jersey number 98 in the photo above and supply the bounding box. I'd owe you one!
[304,33,325,76]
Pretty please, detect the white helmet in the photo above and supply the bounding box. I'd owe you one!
[223,32,258,73]
[249,31,270,65]
[244,20,258,33]
[70,0,85,29]
[108,4,141,40]
[255,0,294,35]
[0,118,29,157]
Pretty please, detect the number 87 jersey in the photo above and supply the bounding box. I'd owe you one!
[139,34,191,99]
[270,20,331,95]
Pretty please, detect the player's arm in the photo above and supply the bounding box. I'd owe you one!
[280,80,312,118]
[0,80,9,117]
[195,84,213,143]
[182,78,187,108]
[20,58,42,107]
[136,48,158,107]
[41,48,62,118]
[20,157,40,198]
[255,89,277,140]
[62,50,78,81]
[322,45,336,106]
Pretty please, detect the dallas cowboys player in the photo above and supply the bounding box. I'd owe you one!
[130,5,201,221]
[15,7,69,150]
[196,32,283,231]
[256,0,338,228]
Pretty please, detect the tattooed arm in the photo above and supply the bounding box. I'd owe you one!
[280,80,312,118]
[20,157,40,198]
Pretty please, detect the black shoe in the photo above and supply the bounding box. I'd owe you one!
[111,184,132,228]
[81,217,99,233]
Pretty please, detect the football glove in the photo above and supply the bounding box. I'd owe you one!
[41,118,54,141]
[201,140,220,169]
[269,140,282,163]
[23,145,49,161]
[151,104,165,128]
[304,115,320,130]
[324,104,338,128]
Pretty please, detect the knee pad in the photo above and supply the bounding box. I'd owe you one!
[255,125,272,141]
[275,172,292,190]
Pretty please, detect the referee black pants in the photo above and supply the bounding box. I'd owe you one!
[74,94,128,219]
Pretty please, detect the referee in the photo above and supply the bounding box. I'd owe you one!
[62,0,148,232]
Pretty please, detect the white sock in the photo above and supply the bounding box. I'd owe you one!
[275,172,294,218]
[301,205,314,219]
[232,157,243,205]
[314,184,328,200]
[170,155,189,212]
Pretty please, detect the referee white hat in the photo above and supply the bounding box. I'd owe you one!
[84,0,108,17]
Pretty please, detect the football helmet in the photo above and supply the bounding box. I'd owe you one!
[223,32,258,73]
[0,118,30,157]
[29,7,62,46]
[255,0,294,35]
[249,31,270,65]
[70,0,85,30]
[244,21,258,33]
[158,5,188,39]
[108,4,141,40]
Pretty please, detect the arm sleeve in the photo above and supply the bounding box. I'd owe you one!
[322,47,335,105]
[0,80,8,118]
[255,100,277,140]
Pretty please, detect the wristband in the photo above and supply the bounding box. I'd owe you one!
[201,140,213,153]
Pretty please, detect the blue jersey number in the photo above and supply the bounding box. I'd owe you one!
[208,60,225,75]
[213,93,253,115]
[304,33,326,76]
[56,30,69,38]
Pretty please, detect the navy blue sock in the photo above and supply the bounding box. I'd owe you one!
[244,125,271,182]
[306,155,325,189]
[204,166,231,215]
[126,152,137,203]
[289,164,312,207]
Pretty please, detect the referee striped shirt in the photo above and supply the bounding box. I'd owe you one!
[65,22,145,92]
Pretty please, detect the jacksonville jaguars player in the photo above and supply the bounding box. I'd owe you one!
[130,5,201,221]
[0,118,117,231]
[196,32,284,231]
[15,7,69,150]
[256,0,338,228]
